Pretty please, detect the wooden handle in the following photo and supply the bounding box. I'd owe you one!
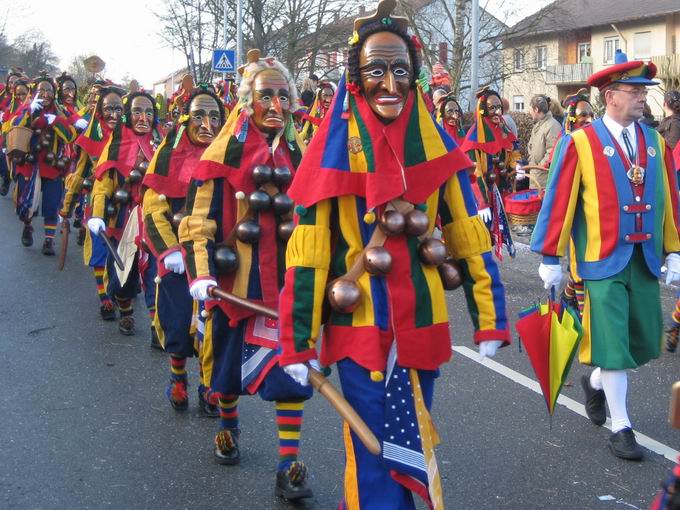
[208,286,278,319]
[58,219,69,271]
[671,381,680,429]
[308,368,381,455]
[100,232,125,271]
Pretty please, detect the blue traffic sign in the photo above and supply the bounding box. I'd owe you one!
[212,49,236,73]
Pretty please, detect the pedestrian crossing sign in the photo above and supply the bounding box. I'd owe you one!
[212,49,236,73]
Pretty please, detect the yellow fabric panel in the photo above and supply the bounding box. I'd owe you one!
[337,196,374,327]
[142,188,179,255]
[572,130,600,261]
[422,264,448,324]
[178,179,216,279]
[90,169,114,219]
[202,309,215,386]
[348,115,368,173]
[342,421,361,510]
[578,288,592,365]
[285,225,331,269]
[231,196,252,297]
[659,138,680,253]
[466,254,498,330]
[83,228,93,266]
[442,216,492,260]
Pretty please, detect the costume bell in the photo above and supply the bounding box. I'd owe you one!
[10,73,77,255]
[142,87,226,415]
[178,50,314,502]
[61,86,126,321]
[531,50,680,461]
[460,87,521,259]
[278,2,509,508]
[88,91,160,338]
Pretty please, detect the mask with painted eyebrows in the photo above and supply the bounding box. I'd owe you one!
[130,95,154,135]
[359,31,412,122]
[251,69,290,135]
[187,94,222,146]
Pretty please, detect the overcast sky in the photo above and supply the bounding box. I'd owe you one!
[3,0,551,88]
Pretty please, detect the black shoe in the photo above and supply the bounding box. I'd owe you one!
[118,315,135,336]
[608,428,643,461]
[21,224,33,247]
[150,327,163,350]
[666,326,679,353]
[214,429,240,465]
[0,180,9,196]
[166,379,189,411]
[276,461,313,501]
[100,302,116,321]
[42,238,55,256]
[581,375,607,426]
[76,228,85,246]
[73,218,82,229]
[198,388,219,417]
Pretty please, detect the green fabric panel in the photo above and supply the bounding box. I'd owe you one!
[408,237,433,328]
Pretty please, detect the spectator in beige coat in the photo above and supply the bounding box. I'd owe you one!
[524,94,562,189]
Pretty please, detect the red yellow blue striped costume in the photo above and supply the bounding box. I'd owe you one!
[278,73,509,509]
[531,118,680,367]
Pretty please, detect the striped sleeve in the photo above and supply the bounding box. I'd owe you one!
[52,116,77,144]
[530,135,581,258]
[60,150,91,217]
[90,169,114,219]
[662,141,680,254]
[142,188,178,258]
[439,171,510,343]
[278,199,332,366]
[178,179,219,282]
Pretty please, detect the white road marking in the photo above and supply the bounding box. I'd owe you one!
[453,345,680,462]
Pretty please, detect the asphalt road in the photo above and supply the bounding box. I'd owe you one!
[1,194,679,510]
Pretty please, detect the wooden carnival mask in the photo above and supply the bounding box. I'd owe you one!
[130,95,154,135]
[358,31,411,122]
[251,69,290,135]
[187,93,222,146]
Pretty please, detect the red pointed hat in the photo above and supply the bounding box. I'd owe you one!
[588,50,658,90]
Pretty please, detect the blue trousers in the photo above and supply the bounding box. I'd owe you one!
[155,271,194,357]
[337,359,436,510]
[15,175,63,225]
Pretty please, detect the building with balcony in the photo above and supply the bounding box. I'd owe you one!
[502,0,680,117]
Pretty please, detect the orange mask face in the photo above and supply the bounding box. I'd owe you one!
[485,95,503,125]
[443,100,460,127]
[130,96,154,135]
[101,93,124,130]
[187,94,222,146]
[251,69,290,135]
[36,81,55,108]
[60,80,76,105]
[359,31,411,122]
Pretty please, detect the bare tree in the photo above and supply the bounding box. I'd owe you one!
[11,30,59,76]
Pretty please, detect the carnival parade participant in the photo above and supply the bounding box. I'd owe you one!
[438,92,466,146]
[11,73,77,254]
[531,50,680,460]
[88,91,159,337]
[178,49,313,501]
[142,86,225,414]
[0,75,30,196]
[277,1,509,507]
[61,86,126,321]
[299,80,335,143]
[460,87,521,259]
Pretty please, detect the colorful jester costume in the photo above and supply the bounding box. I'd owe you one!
[143,118,220,414]
[11,76,77,254]
[532,51,680,460]
[91,120,158,336]
[460,90,521,259]
[279,56,509,510]
[178,51,314,500]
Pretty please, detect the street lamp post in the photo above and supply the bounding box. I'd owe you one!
[469,0,479,111]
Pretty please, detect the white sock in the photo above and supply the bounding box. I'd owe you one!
[600,369,631,433]
[589,367,603,390]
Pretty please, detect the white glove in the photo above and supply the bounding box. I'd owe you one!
[74,118,88,130]
[515,164,526,180]
[283,363,310,386]
[189,279,217,301]
[478,207,492,223]
[665,253,680,285]
[163,251,185,274]
[87,217,106,235]
[479,340,503,360]
[30,96,44,113]
[538,263,562,290]
[45,113,56,125]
